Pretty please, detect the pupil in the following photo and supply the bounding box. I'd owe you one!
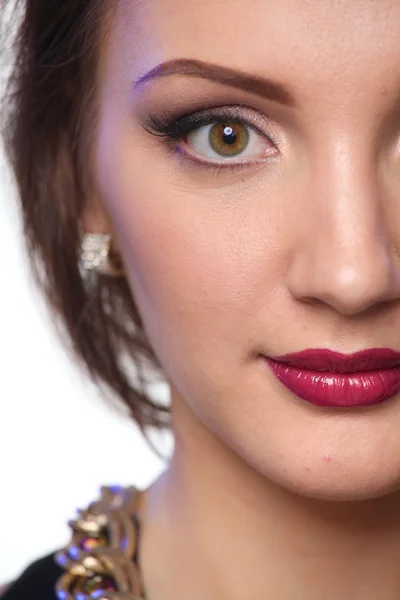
[222,126,237,145]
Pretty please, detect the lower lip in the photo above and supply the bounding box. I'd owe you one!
[265,358,400,408]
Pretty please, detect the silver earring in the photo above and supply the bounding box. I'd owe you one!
[80,233,124,277]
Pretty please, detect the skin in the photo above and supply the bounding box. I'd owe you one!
[86,0,400,597]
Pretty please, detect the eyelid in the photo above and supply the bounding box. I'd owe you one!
[146,104,278,145]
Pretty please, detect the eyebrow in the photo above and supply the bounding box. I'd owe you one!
[133,58,295,107]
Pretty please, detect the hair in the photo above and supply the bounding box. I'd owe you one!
[0,0,171,446]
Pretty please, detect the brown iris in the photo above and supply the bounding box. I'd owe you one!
[208,122,249,157]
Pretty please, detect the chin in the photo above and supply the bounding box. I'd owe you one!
[250,448,400,503]
[274,470,400,502]
[222,419,400,504]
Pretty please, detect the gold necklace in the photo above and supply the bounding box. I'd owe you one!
[55,485,147,600]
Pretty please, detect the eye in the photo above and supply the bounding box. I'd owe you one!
[184,120,276,162]
[143,105,280,172]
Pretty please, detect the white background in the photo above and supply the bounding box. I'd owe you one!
[0,64,171,581]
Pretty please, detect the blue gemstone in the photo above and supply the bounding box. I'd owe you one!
[56,591,67,600]
[109,484,123,494]
[56,554,67,566]
[68,546,80,560]
[121,537,128,551]
[76,594,86,600]
[91,591,104,599]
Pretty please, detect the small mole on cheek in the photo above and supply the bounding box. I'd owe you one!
[323,453,332,463]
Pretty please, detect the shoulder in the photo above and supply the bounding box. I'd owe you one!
[0,552,63,600]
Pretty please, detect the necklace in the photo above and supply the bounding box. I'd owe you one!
[55,485,147,600]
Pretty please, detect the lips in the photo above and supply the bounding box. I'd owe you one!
[265,348,400,408]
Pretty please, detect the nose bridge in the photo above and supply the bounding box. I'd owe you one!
[286,135,400,315]
[320,137,382,248]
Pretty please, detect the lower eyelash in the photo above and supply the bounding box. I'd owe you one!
[167,143,264,175]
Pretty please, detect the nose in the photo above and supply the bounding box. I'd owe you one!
[286,147,400,316]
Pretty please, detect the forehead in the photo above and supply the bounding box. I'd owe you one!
[107,0,400,109]
[114,1,400,63]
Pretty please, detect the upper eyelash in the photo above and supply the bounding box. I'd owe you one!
[143,106,275,145]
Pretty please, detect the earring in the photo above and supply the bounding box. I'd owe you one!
[80,233,124,277]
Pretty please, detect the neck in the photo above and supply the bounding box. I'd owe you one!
[139,390,400,600]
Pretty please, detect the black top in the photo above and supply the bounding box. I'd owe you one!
[2,553,61,600]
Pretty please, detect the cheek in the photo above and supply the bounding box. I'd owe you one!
[93,111,310,487]
[94,119,286,378]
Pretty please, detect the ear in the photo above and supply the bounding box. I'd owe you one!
[81,191,112,233]
[81,192,122,253]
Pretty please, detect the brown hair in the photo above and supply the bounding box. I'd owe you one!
[0,0,170,445]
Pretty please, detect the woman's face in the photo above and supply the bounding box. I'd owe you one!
[93,0,400,500]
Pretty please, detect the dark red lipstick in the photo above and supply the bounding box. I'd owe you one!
[265,349,400,408]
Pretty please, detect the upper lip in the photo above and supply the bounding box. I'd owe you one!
[268,348,400,373]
